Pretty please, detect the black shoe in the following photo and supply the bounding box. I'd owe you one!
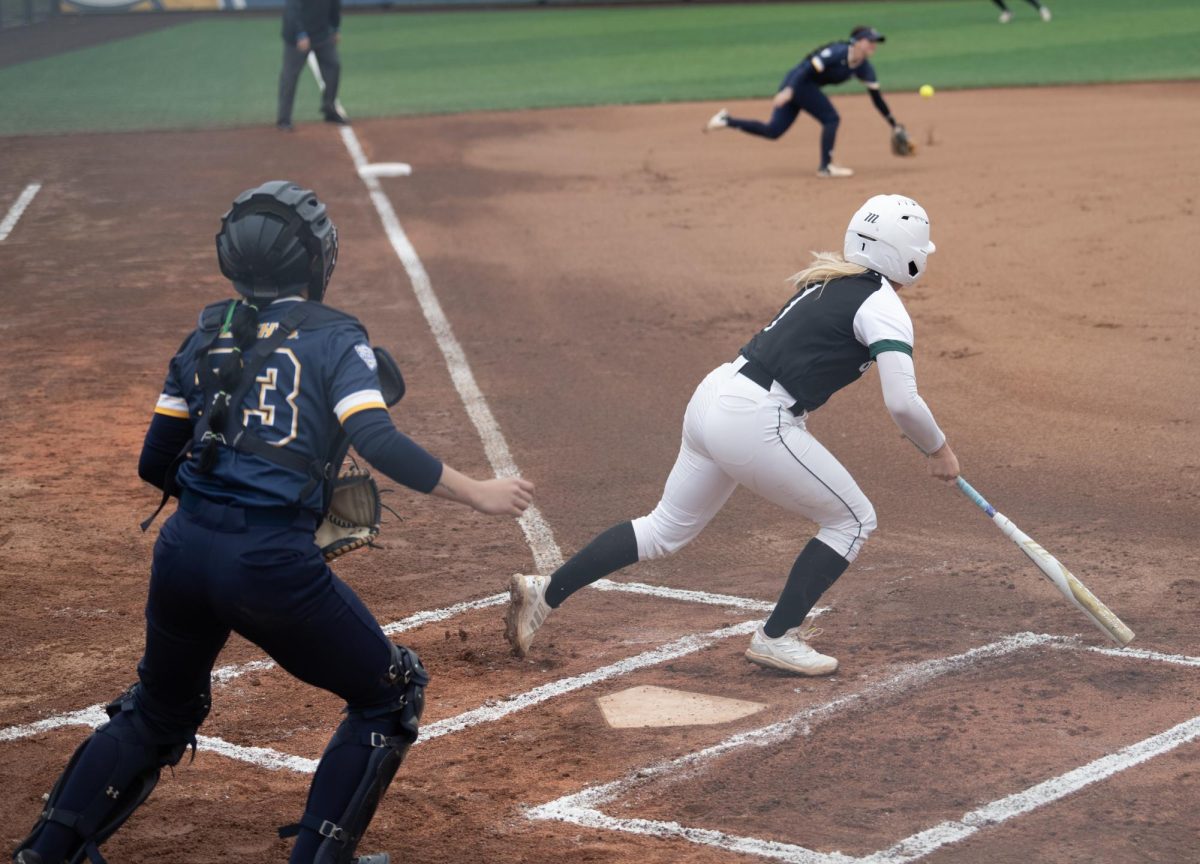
[323,109,350,125]
[276,120,294,132]
[16,850,45,864]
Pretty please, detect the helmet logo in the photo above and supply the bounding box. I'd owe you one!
[864,213,880,223]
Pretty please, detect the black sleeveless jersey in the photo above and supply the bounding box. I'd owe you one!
[739,270,914,412]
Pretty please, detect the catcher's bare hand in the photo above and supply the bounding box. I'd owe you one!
[434,465,534,516]
[474,476,536,516]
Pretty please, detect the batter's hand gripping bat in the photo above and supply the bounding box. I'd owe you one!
[955,477,1135,646]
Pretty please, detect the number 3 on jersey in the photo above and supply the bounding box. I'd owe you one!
[244,348,301,446]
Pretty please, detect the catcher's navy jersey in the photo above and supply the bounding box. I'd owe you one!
[783,41,878,91]
[740,271,913,412]
[154,296,387,512]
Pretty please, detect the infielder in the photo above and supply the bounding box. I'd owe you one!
[992,0,1052,23]
[13,181,533,864]
[507,194,958,676]
[704,25,902,178]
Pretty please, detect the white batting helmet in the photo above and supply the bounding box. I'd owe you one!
[843,194,935,286]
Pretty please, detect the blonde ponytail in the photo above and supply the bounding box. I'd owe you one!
[787,251,867,289]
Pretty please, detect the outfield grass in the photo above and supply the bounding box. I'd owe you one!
[2,0,1198,135]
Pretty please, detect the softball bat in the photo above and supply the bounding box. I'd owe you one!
[955,477,1134,646]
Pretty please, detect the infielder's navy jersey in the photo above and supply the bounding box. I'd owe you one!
[741,271,913,412]
[154,296,387,512]
[783,41,878,91]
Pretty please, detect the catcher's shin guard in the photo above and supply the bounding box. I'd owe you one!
[15,684,209,864]
[280,645,428,864]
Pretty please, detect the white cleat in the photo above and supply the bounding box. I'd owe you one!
[745,625,838,676]
[1040,6,1052,22]
[505,573,551,658]
[704,108,730,132]
[816,164,854,179]
[998,10,1013,23]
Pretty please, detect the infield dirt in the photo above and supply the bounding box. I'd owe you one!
[1,82,1198,863]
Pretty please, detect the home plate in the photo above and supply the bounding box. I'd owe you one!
[359,162,412,179]
[597,685,766,729]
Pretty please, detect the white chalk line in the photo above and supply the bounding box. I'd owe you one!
[0,182,41,242]
[305,53,346,126]
[417,619,764,743]
[859,714,1200,864]
[529,633,1200,863]
[336,124,564,575]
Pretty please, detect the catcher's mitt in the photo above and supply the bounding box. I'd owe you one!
[316,465,383,561]
[890,124,916,157]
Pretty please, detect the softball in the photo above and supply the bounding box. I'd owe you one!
[919,84,935,98]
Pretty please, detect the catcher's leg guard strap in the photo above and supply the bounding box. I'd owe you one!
[16,684,210,864]
[280,645,428,864]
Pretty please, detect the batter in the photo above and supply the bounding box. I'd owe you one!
[506,194,959,676]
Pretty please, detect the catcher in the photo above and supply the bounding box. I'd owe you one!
[704,25,911,177]
[13,181,533,864]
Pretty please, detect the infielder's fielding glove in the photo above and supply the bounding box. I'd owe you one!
[316,465,384,561]
[890,123,916,157]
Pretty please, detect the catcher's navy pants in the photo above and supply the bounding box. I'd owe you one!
[143,491,398,711]
[28,491,403,864]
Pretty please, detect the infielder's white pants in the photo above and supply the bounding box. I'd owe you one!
[632,358,877,562]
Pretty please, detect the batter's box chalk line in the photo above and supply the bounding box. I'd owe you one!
[0,580,785,759]
[528,632,1200,864]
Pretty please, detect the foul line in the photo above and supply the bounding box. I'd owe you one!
[0,183,41,242]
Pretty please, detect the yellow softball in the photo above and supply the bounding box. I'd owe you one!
[919,84,935,98]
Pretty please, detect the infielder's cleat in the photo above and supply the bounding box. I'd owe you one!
[355,855,390,864]
[816,164,854,179]
[704,108,730,132]
[745,625,838,676]
[276,121,294,132]
[15,851,43,864]
[505,573,551,657]
[1039,6,1052,22]
[998,10,1013,23]
[323,108,351,125]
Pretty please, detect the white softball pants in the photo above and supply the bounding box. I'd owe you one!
[631,357,877,562]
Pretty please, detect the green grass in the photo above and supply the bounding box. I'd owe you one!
[3,0,1198,136]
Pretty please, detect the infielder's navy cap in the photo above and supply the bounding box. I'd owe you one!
[850,26,886,43]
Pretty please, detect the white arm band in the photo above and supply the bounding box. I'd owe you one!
[876,350,946,455]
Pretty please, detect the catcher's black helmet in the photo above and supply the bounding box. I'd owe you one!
[216,180,338,302]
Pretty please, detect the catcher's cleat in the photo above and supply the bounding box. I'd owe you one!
[704,108,729,133]
[15,851,44,864]
[505,573,551,657]
[816,164,854,178]
[355,855,390,864]
[745,625,838,676]
[998,10,1013,23]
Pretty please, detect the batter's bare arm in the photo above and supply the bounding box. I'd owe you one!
[876,350,958,480]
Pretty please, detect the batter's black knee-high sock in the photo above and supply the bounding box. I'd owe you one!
[545,521,639,608]
[763,538,850,638]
